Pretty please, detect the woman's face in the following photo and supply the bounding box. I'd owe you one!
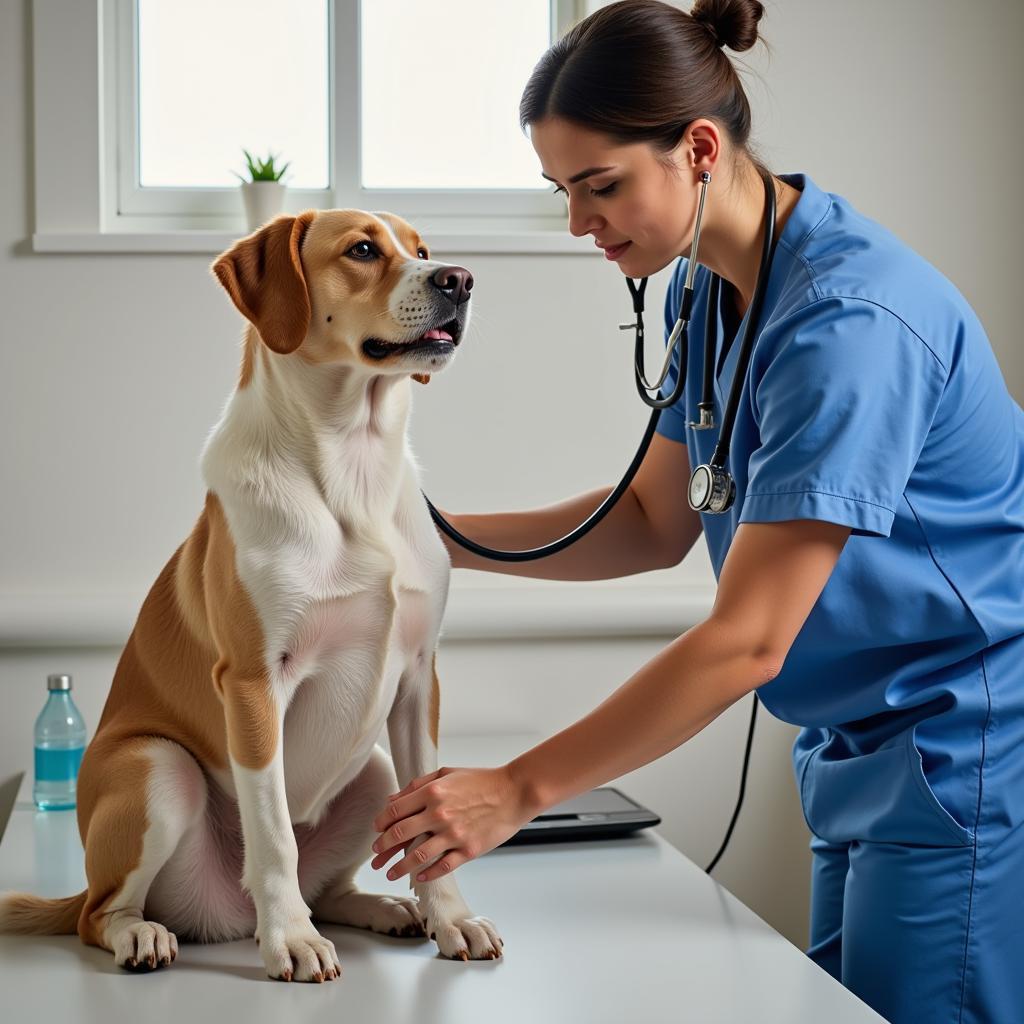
[529,116,702,279]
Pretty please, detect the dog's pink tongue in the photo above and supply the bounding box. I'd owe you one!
[422,328,452,341]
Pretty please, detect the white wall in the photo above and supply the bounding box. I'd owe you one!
[1,0,1021,953]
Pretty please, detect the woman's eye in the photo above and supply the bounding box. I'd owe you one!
[551,182,618,198]
[348,241,377,259]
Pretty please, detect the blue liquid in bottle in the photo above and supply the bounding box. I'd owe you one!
[33,674,87,811]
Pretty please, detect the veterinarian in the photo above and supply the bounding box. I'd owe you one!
[371,2,1024,1020]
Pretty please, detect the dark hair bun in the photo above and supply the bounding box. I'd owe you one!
[690,0,764,53]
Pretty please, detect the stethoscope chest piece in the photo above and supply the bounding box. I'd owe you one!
[688,463,736,514]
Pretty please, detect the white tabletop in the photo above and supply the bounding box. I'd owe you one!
[0,734,883,1024]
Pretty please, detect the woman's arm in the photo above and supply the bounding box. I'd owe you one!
[371,518,851,882]
[511,518,852,813]
[437,433,703,581]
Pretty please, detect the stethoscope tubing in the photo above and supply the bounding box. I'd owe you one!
[634,170,711,393]
[421,169,777,557]
[423,406,663,562]
[708,174,778,470]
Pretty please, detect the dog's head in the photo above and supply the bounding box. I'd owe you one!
[211,209,472,385]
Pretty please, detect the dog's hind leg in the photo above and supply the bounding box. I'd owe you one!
[76,736,207,971]
[304,744,426,939]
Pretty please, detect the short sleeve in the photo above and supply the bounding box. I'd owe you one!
[739,296,948,538]
[654,259,690,443]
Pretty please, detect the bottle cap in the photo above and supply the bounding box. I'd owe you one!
[47,674,72,691]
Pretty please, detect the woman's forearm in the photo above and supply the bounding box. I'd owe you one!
[507,616,779,816]
[437,485,670,581]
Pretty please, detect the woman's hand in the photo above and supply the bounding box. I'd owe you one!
[370,765,535,883]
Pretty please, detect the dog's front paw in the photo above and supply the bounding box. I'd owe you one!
[424,913,504,961]
[256,917,342,982]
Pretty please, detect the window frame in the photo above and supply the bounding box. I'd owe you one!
[32,0,601,252]
[334,0,578,220]
[110,0,582,228]
[111,0,335,220]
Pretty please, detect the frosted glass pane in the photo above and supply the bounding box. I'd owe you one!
[137,0,329,189]
[360,0,551,190]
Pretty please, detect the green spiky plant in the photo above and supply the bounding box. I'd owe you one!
[234,148,291,183]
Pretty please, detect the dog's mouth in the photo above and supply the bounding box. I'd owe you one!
[362,318,461,361]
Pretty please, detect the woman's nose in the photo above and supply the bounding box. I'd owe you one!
[566,200,603,239]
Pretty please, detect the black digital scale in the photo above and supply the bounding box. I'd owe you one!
[500,787,660,846]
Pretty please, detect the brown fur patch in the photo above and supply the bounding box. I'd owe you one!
[82,526,230,780]
[70,489,279,946]
[428,653,440,748]
[287,210,431,370]
[212,211,317,355]
[75,738,157,946]
[203,493,279,771]
[375,211,428,261]
[0,890,87,935]
[238,324,259,390]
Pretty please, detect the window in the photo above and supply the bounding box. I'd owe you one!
[136,0,331,191]
[32,0,596,251]
[359,0,551,191]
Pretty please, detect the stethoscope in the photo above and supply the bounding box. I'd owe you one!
[422,167,780,561]
[627,167,778,513]
[419,168,779,877]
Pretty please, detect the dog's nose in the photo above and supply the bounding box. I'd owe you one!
[430,265,473,305]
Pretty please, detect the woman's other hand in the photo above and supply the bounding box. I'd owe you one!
[370,765,536,883]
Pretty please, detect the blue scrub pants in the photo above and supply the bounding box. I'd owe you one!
[798,712,1024,1023]
[807,822,1024,1023]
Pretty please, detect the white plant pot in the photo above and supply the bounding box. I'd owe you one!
[240,180,287,231]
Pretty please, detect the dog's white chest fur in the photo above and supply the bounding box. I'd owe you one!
[200,376,449,824]
[277,575,441,825]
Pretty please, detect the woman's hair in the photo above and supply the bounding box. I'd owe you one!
[519,0,771,185]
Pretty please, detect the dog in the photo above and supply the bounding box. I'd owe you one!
[0,209,504,980]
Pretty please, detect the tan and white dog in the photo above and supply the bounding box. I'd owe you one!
[0,209,503,980]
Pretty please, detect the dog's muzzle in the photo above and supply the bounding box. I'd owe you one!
[362,316,462,360]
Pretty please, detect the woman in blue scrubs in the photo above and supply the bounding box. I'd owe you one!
[370,2,1024,1020]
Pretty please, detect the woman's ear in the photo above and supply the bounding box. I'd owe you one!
[211,210,317,354]
[411,373,431,385]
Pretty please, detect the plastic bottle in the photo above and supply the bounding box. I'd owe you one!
[33,673,88,811]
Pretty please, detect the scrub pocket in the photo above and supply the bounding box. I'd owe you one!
[796,726,975,848]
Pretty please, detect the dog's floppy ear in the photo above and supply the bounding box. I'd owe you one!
[211,210,317,355]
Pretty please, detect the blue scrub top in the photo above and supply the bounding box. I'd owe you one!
[657,172,1024,844]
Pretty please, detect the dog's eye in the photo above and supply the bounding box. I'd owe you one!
[348,241,378,259]
[417,248,428,260]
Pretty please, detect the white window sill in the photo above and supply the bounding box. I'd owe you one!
[31,230,599,256]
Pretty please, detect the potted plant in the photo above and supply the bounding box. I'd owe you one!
[235,148,291,231]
